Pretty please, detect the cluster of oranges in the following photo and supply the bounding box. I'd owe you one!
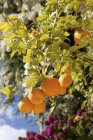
[18,65,72,114]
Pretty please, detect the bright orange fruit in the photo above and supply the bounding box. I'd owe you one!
[58,86,66,95]
[59,74,72,87]
[18,97,33,113]
[41,78,61,96]
[28,88,45,105]
[32,102,46,114]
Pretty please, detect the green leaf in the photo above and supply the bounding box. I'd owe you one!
[69,45,84,53]
[24,79,32,88]
[48,0,56,4]
[89,38,93,49]
[18,41,27,49]
[27,49,32,56]
[0,22,12,32]
[36,14,48,21]
[8,15,20,25]
[64,32,70,37]
[8,15,18,21]
[15,69,22,86]
[84,54,93,61]
[86,0,93,4]
[81,100,87,109]
[4,33,16,42]
[1,86,11,94]
[70,18,79,26]
[40,34,49,40]
[11,50,17,58]
[23,56,31,63]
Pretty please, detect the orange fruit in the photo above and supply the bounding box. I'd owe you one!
[41,78,61,96]
[32,102,46,114]
[58,86,66,95]
[28,88,45,105]
[74,29,91,44]
[18,97,33,113]
[59,74,72,87]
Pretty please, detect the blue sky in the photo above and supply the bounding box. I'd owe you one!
[0,62,39,140]
[0,101,39,140]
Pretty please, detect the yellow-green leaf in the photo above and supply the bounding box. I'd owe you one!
[11,50,17,58]
[18,41,27,49]
[36,14,48,21]
[1,86,11,94]
[27,49,32,56]
[40,34,49,40]
[23,56,31,63]
[4,33,16,42]
[8,15,19,24]
[64,32,70,37]
[24,79,32,88]
[0,22,12,32]
[48,0,56,4]
[89,38,93,49]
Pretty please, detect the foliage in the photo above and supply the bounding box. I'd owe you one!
[0,0,93,138]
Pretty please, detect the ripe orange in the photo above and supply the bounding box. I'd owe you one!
[28,88,45,105]
[18,97,33,113]
[59,74,72,87]
[41,78,61,96]
[32,102,46,114]
[74,29,91,44]
[58,86,66,95]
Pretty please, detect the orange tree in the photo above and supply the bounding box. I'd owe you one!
[0,0,93,120]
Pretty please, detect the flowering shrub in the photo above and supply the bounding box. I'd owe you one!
[19,107,93,140]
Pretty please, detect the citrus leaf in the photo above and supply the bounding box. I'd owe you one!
[81,100,87,109]
[36,14,48,21]
[89,38,93,49]
[23,56,31,63]
[64,32,70,37]
[0,22,12,32]
[1,86,11,94]
[48,0,56,4]
[18,41,27,49]
[27,49,32,56]
[11,50,17,58]
[40,34,49,40]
